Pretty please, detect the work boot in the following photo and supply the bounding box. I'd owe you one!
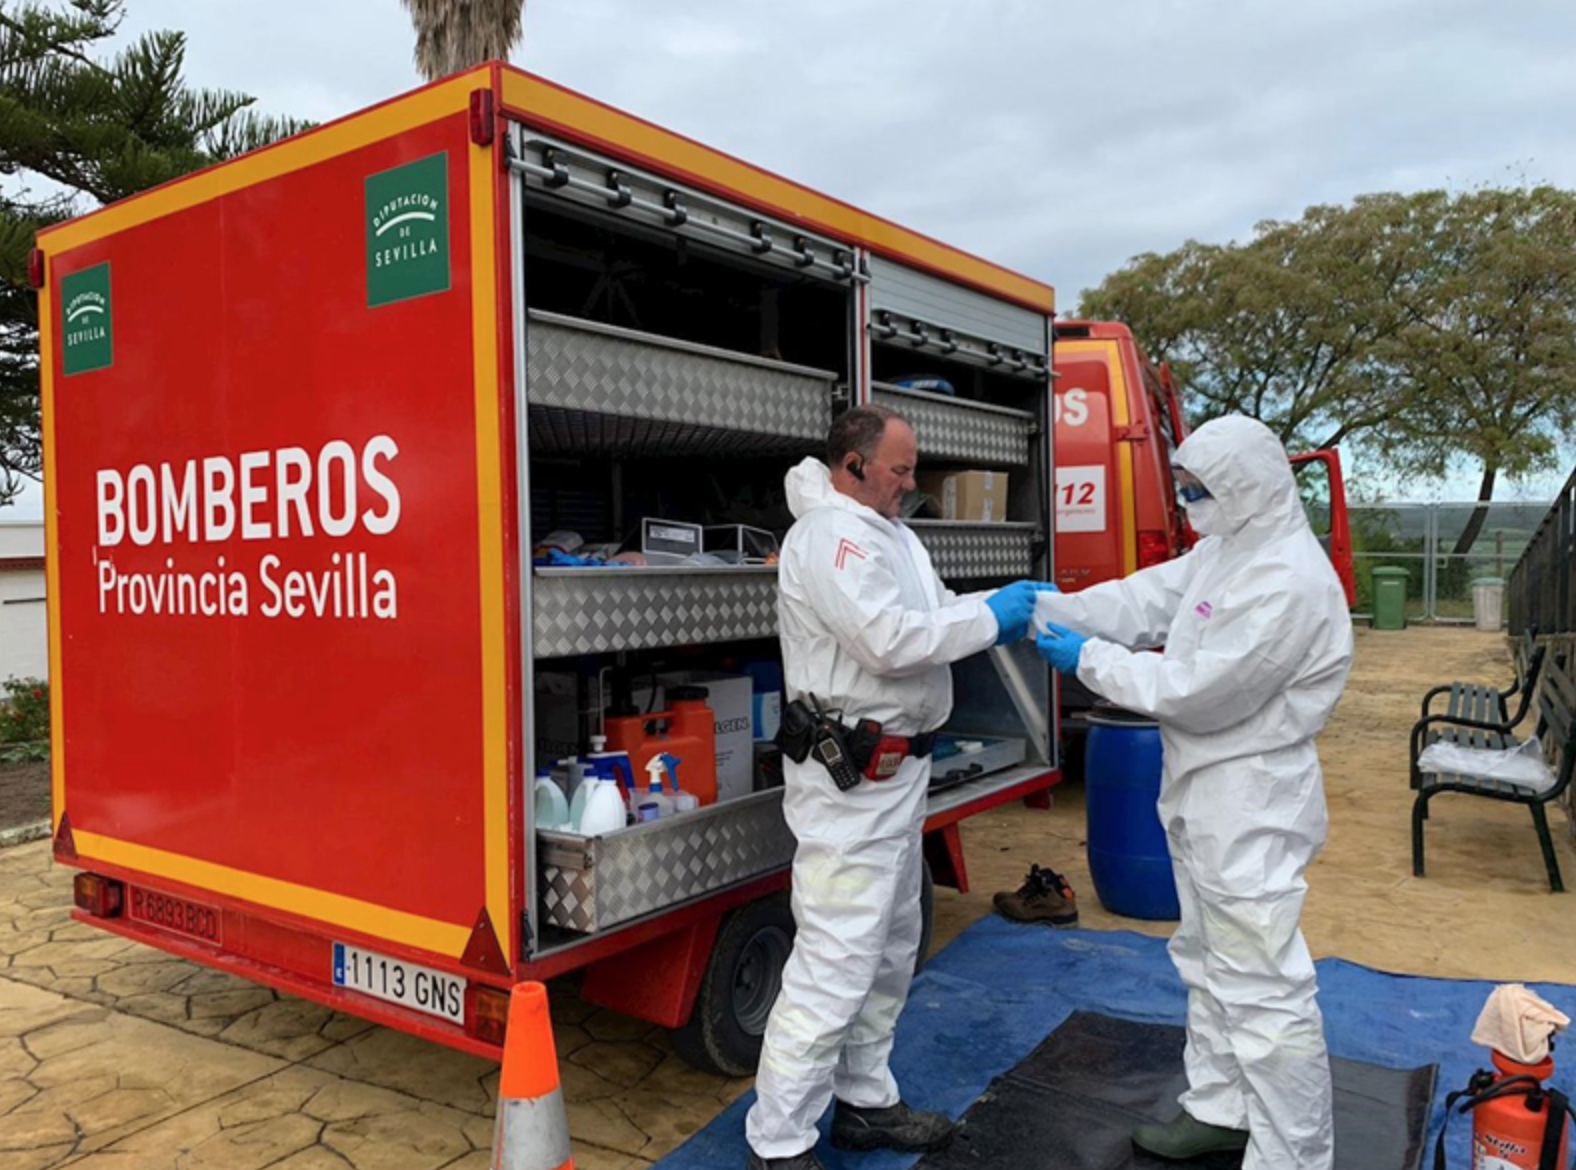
[831,1099,956,1153]
[745,1149,826,1170]
[1131,1112,1250,1160]
[993,863,1079,926]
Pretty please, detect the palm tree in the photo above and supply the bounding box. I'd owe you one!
[400,0,525,81]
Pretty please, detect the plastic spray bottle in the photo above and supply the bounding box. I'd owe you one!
[664,753,699,814]
[635,757,676,822]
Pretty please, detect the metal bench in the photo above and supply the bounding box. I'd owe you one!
[1412,650,1573,893]
[1409,630,1545,790]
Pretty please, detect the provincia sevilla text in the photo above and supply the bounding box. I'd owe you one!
[93,435,403,621]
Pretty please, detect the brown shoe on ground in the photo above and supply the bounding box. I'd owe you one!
[993,863,1079,927]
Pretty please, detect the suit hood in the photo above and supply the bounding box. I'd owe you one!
[785,457,882,523]
[1174,415,1307,547]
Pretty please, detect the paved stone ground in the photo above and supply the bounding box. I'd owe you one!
[0,840,752,1168]
[3,627,1573,1170]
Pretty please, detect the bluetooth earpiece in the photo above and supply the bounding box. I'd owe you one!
[848,458,866,481]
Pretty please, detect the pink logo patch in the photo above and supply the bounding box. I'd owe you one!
[1195,601,1214,619]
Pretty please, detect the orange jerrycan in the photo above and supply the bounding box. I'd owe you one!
[604,684,718,807]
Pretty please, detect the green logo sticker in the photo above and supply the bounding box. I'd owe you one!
[61,263,113,375]
[366,152,450,307]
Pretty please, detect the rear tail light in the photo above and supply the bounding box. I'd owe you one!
[74,873,123,918]
[466,983,510,1047]
[1137,530,1171,568]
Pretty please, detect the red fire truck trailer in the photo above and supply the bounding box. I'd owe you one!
[37,63,1061,1071]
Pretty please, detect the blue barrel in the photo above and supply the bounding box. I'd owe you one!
[1084,708,1180,921]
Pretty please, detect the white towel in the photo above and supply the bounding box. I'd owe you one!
[1470,984,1570,1064]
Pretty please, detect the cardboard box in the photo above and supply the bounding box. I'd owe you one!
[919,470,1009,522]
[631,671,755,803]
[535,670,595,764]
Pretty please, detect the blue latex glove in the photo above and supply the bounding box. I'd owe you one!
[986,581,1058,645]
[1037,623,1089,674]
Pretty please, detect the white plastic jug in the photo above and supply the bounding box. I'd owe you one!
[578,777,626,836]
[568,764,599,830]
[534,770,570,830]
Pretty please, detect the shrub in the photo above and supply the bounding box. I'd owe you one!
[1,677,49,746]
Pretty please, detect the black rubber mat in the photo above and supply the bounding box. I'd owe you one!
[918,1011,1436,1170]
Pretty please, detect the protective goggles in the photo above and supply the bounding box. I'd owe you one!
[1174,470,1212,503]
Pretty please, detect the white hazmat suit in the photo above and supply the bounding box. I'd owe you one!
[1035,416,1353,1170]
[745,457,998,1161]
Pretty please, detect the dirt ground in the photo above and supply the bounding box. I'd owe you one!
[932,624,1576,983]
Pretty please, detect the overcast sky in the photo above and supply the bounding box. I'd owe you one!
[122,0,1576,305]
[11,0,1576,511]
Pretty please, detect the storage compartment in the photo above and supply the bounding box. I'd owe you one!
[514,139,1056,953]
[873,381,1034,468]
[929,733,1029,793]
[533,566,779,658]
[523,196,851,374]
[527,311,836,457]
[907,521,1038,581]
[539,789,795,933]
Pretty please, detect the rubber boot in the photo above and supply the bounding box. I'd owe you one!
[831,1100,956,1153]
[1131,1112,1250,1160]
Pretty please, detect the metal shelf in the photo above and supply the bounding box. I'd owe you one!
[532,565,779,657]
[526,311,837,456]
[872,382,1034,467]
[908,520,1038,581]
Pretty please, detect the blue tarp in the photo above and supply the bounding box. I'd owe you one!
[654,917,1576,1169]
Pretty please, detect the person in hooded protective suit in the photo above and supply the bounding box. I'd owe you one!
[745,405,1049,1170]
[1033,415,1353,1170]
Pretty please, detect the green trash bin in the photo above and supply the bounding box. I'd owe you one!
[1371,566,1408,630]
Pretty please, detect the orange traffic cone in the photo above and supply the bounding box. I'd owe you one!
[491,981,574,1170]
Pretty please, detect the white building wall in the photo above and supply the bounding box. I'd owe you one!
[0,520,47,684]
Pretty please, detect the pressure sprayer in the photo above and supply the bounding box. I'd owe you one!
[1433,986,1574,1170]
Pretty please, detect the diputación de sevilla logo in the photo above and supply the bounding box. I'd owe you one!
[365,152,450,307]
[61,263,113,375]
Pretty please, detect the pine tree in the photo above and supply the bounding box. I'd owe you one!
[0,0,310,503]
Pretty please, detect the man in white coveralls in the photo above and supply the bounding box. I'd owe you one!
[745,404,1051,1170]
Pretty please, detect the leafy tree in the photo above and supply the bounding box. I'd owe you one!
[1382,186,1576,553]
[401,0,524,81]
[1079,194,1425,452]
[1080,187,1576,550]
[0,0,309,503]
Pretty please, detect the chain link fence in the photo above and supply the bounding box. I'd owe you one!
[1349,500,1552,624]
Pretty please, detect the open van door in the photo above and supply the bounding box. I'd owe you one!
[1290,449,1356,605]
